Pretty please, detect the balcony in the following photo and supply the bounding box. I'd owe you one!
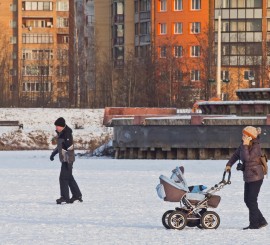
[114,59,124,68]
[114,14,124,23]
[113,37,124,46]
[139,12,150,21]
[139,34,150,44]
[22,17,54,29]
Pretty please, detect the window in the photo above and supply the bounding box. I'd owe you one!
[140,22,150,35]
[246,20,262,32]
[230,21,237,32]
[160,0,167,11]
[10,20,17,28]
[10,4,17,11]
[191,0,201,10]
[22,34,53,44]
[56,1,69,11]
[140,0,150,11]
[160,46,167,58]
[135,0,138,13]
[57,66,68,76]
[246,44,262,55]
[22,81,52,92]
[174,23,182,34]
[24,19,48,28]
[221,70,229,80]
[238,0,245,8]
[10,69,17,76]
[11,52,17,59]
[222,21,229,32]
[22,1,53,11]
[222,45,230,55]
[191,22,201,34]
[174,46,183,57]
[23,49,53,60]
[86,15,95,25]
[191,46,200,57]
[216,0,229,8]
[230,0,237,8]
[175,70,183,81]
[57,17,69,28]
[191,70,200,81]
[246,0,262,8]
[244,70,254,80]
[22,66,52,76]
[160,23,167,34]
[10,37,17,44]
[57,49,68,59]
[174,0,182,10]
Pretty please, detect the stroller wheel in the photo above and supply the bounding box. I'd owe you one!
[200,211,220,229]
[162,210,174,229]
[168,210,187,230]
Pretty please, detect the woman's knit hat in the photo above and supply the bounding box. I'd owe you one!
[54,117,66,127]
[242,126,259,139]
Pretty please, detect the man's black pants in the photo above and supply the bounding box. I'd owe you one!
[59,162,82,200]
[244,179,266,227]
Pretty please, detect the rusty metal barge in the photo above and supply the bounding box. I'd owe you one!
[104,89,270,159]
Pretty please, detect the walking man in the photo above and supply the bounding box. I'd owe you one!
[50,117,83,204]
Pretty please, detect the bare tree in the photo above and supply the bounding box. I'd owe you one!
[0,23,13,107]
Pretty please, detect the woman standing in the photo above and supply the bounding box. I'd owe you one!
[225,126,267,230]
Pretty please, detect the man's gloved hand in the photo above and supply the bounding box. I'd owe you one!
[50,154,54,161]
[225,165,231,172]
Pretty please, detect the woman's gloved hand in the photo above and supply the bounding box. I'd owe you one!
[242,135,252,145]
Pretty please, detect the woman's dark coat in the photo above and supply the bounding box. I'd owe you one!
[226,138,264,183]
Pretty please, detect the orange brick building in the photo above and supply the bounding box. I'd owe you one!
[152,0,212,106]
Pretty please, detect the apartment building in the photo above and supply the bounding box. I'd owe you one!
[0,0,70,107]
[134,0,151,57]
[213,0,270,98]
[153,0,211,105]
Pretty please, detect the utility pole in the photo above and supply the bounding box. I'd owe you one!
[216,14,221,99]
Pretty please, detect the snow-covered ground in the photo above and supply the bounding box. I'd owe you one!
[0,108,112,150]
[0,151,269,245]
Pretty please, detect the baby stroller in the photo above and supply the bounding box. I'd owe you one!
[156,166,231,230]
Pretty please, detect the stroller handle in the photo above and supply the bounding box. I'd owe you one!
[222,170,231,185]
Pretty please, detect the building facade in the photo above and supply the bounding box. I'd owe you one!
[152,0,211,105]
[213,0,270,99]
[0,0,70,107]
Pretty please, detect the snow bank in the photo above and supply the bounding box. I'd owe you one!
[0,108,113,151]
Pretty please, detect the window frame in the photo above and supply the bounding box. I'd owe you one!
[160,23,167,34]
[191,0,201,10]
[160,0,167,11]
[191,45,201,57]
[174,22,183,34]
[191,22,201,34]
[190,70,200,81]
[160,46,167,58]
[174,0,183,11]
[174,45,183,57]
